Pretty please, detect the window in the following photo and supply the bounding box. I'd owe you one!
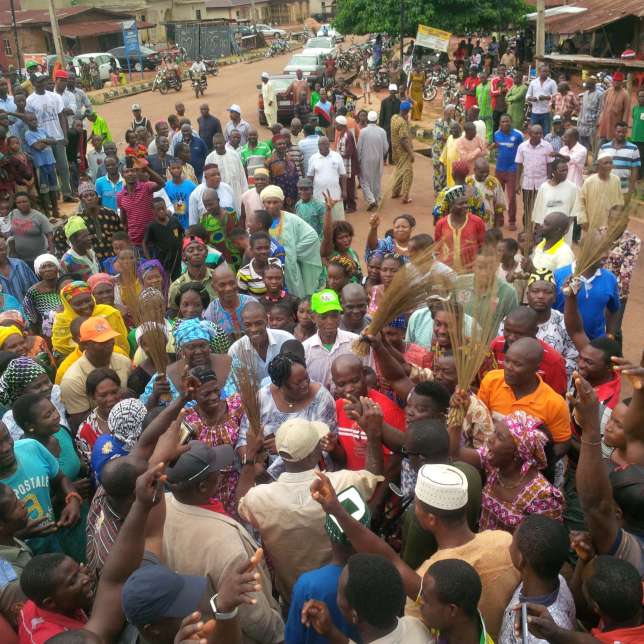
[3,39,11,56]
[196,9,201,19]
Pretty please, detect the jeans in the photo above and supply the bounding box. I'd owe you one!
[530,111,551,135]
[495,169,517,225]
[52,140,72,197]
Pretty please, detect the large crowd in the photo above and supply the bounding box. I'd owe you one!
[0,39,641,644]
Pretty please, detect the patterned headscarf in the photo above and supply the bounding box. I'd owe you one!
[61,281,92,304]
[137,259,169,297]
[444,184,466,206]
[87,273,114,292]
[0,311,25,330]
[173,318,212,350]
[0,325,23,349]
[108,398,148,450]
[0,357,47,406]
[527,269,555,286]
[503,411,548,475]
[387,314,408,330]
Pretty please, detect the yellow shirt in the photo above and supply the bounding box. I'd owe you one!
[55,344,129,385]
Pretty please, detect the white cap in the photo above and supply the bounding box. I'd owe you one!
[228,104,241,114]
[131,103,141,111]
[275,419,329,462]
[335,115,347,126]
[367,111,378,122]
[415,464,468,510]
[261,72,270,79]
[388,83,398,91]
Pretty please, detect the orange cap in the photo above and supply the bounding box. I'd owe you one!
[80,317,120,343]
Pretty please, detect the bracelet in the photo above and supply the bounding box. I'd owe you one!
[65,492,82,505]
[241,453,257,466]
[581,438,602,446]
[209,593,239,621]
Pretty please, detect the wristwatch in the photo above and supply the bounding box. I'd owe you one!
[241,453,256,466]
[209,593,239,621]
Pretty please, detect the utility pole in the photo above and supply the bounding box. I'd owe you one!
[47,0,65,64]
[399,0,404,65]
[8,0,22,74]
[536,0,545,59]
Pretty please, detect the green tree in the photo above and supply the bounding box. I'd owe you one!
[333,0,528,38]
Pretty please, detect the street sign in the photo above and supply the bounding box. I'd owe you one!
[415,25,452,53]
[122,20,143,78]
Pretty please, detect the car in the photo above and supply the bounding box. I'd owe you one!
[283,53,324,86]
[317,24,344,42]
[255,23,287,38]
[44,54,74,76]
[108,45,160,72]
[302,36,337,58]
[257,74,298,126]
[72,53,121,84]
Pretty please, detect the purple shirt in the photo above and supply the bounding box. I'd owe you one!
[515,139,554,191]
[116,180,158,245]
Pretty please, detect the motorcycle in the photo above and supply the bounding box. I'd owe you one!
[371,66,390,91]
[204,59,219,76]
[152,69,182,94]
[264,38,291,58]
[191,72,207,98]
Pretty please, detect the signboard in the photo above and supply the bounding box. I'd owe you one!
[122,20,143,77]
[415,25,451,53]
[23,53,47,70]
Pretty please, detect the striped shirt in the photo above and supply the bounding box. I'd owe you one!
[0,257,37,302]
[237,257,282,295]
[599,141,641,193]
[86,486,123,578]
[116,180,158,245]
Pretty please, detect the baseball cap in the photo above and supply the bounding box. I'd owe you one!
[53,69,68,80]
[122,562,207,626]
[325,487,371,544]
[310,289,342,314]
[415,463,468,510]
[166,441,234,485]
[228,103,241,113]
[552,115,562,122]
[388,83,398,91]
[25,60,38,69]
[612,70,625,82]
[297,177,313,188]
[131,103,141,111]
[80,317,120,343]
[275,418,329,462]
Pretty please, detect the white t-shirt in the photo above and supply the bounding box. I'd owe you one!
[349,617,430,644]
[25,90,64,140]
[307,150,346,201]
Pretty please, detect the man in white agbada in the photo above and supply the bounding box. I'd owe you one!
[204,133,248,215]
[189,163,236,225]
[261,72,278,128]
[357,110,389,210]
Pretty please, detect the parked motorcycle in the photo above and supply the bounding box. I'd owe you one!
[204,59,219,76]
[152,69,182,94]
[371,66,390,91]
[264,38,291,57]
[191,72,207,98]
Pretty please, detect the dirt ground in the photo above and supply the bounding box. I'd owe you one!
[92,48,644,367]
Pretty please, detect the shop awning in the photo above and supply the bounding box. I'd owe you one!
[44,19,155,39]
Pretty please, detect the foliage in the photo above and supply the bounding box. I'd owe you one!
[333,0,529,39]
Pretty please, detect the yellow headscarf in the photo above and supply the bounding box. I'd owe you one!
[0,325,23,349]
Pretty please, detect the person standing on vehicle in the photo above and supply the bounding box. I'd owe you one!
[131,104,153,142]
[261,72,278,128]
[378,84,401,164]
[288,69,310,108]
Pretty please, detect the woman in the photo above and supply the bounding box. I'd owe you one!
[87,273,116,307]
[475,71,493,143]
[199,190,240,269]
[449,409,563,533]
[52,280,129,358]
[236,352,338,479]
[365,213,416,263]
[0,311,54,372]
[321,218,363,285]
[409,66,425,121]
[76,367,122,465]
[0,284,22,314]
[183,366,243,516]
[8,192,53,266]
[23,253,61,338]
[438,122,463,188]
[602,399,630,466]
[12,392,90,562]
[432,105,457,195]
[368,253,404,314]
[260,185,323,299]
[91,398,148,482]
[137,259,168,298]
[142,318,234,408]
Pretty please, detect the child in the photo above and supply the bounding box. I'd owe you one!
[321,213,363,284]
[5,135,35,200]
[0,196,12,235]
[186,224,224,269]
[23,112,58,216]
[172,143,199,184]
[259,262,298,313]
[86,133,106,182]
[164,157,196,230]
[101,231,133,275]
[237,231,278,295]
[326,258,351,296]
[143,197,184,280]
[267,301,295,333]
[60,216,100,281]
[360,62,372,105]
[496,237,525,301]
[294,177,325,239]
[293,296,315,342]
[362,254,382,296]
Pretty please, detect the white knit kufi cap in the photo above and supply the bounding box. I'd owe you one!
[415,464,468,510]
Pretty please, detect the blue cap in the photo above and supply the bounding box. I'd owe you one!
[122,562,207,625]
[400,100,412,111]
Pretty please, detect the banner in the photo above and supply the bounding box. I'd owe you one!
[23,53,47,69]
[415,25,451,53]
[122,20,143,76]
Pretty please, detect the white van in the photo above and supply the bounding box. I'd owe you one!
[72,53,121,84]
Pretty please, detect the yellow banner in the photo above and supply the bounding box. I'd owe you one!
[416,25,452,52]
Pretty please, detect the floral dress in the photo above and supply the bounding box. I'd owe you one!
[22,286,60,338]
[431,118,455,194]
[184,394,243,516]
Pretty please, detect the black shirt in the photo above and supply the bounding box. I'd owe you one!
[148,154,176,177]
[143,216,184,279]
[198,114,222,152]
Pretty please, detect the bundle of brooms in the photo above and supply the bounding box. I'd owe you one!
[138,288,169,388]
[231,344,262,439]
[119,255,142,327]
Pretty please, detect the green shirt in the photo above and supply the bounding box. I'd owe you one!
[631,104,644,143]
[311,91,320,110]
[240,141,271,169]
[294,198,326,238]
[505,84,528,132]
[91,115,112,142]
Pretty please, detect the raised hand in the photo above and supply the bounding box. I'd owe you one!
[310,471,340,514]
[368,213,380,229]
[135,462,167,509]
[173,611,215,643]
[301,599,334,635]
[612,351,644,390]
[567,371,599,431]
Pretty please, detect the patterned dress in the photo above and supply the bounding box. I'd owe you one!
[265,153,299,209]
[432,118,456,194]
[432,184,485,222]
[22,286,61,338]
[602,229,642,300]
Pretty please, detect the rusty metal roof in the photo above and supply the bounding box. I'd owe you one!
[545,0,644,34]
[43,19,156,38]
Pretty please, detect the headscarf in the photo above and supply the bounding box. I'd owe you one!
[173,318,212,350]
[0,357,47,406]
[260,185,285,203]
[137,259,169,297]
[0,325,23,349]
[528,269,555,286]
[0,311,25,330]
[108,398,148,450]
[182,236,206,252]
[271,133,288,145]
[64,216,89,240]
[503,411,548,476]
[444,184,466,205]
[254,168,269,178]
[78,182,96,198]
[33,254,60,277]
[61,281,92,303]
[386,314,408,330]
[87,273,114,292]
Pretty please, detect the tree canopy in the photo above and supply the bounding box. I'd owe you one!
[333,0,528,39]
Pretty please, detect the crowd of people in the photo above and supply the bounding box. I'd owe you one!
[0,42,641,644]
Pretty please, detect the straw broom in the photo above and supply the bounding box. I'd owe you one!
[119,254,142,327]
[138,288,169,399]
[231,344,262,439]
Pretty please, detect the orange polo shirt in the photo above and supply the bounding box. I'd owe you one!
[477,369,571,443]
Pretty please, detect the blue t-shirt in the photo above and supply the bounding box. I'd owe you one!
[24,128,55,168]
[165,179,197,230]
[494,128,524,173]
[285,564,360,644]
[554,266,620,339]
[95,174,124,211]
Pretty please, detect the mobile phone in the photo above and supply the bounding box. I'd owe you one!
[178,419,197,445]
[521,603,529,643]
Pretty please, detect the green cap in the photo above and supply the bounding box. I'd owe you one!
[325,487,370,545]
[311,289,342,315]
[26,61,38,69]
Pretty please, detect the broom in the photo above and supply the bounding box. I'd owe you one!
[138,288,170,400]
[231,344,262,439]
[119,253,142,326]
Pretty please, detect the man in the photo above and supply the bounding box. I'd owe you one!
[303,289,372,391]
[466,157,506,228]
[339,283,370,333]
[25,73,74,202]
[531,210,576,271]
[552,81,579,124]
[576,152,624,228]
[205,133,248,214]
[177,122,207,181]
[162,441,285,643]
[307,135,346,221]
[261,72,278,128]
[237,418,383,601]
[188,163,235,225]
[545,115,565,153]
[59,317,132,430]
[598,121,640,200]
[515,124,554,229]
[0,236,36,302]
[390,100,414,204]
[240,128,271,183]
[131,103,153,141]
[146,120,170,156]
[147,134,175,177]
[378,83,401,164]
[224,103,251,146]
[598,71,630,143]
[285,124,305,176]
[290,116,304,143]
[334,115,359,213]
[66,72,91,121]
[490,307,567,396]
[578,75,602,153]
[357,110,388,211]
[165,157,196,229]
[558,127,588,188]
[264,132,300,210]
[226,128,243,155]
[526,64,557,134]
[197,103,221,153]
[501,46,516,68]
[477,337,571,453]
[0,77,16,114]
[53,70,76,130]
[493,113,523,230]
[294,89,312,123]
[490,64,513,133]
[299,122,320,175]
[462,65,480,113]
[287,68,310,106]
[168,236,216,308]
[228,301,294,382]
[455,121,486,176]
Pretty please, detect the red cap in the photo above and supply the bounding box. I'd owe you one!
[612,71,625,81]
[54,69,68,80]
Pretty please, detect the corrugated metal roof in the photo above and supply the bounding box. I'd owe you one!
[545,0,644,34]
[0,5,133,26]
[44,19,155,38]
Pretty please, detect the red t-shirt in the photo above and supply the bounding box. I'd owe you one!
[595,372,622,410]
[463,76,481,111]
[336,388,406,470]
[591,623,644,643]
[490,335,567,396]
[434,213,486,269]
[116,180,158,245]
[19,601,87,644]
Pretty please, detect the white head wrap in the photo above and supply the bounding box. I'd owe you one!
[260,185,285,203]
[33,254,60,277]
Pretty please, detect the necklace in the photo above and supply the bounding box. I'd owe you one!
[395,242,409,253]
[496,470,525,489]
[281,390,297,409]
